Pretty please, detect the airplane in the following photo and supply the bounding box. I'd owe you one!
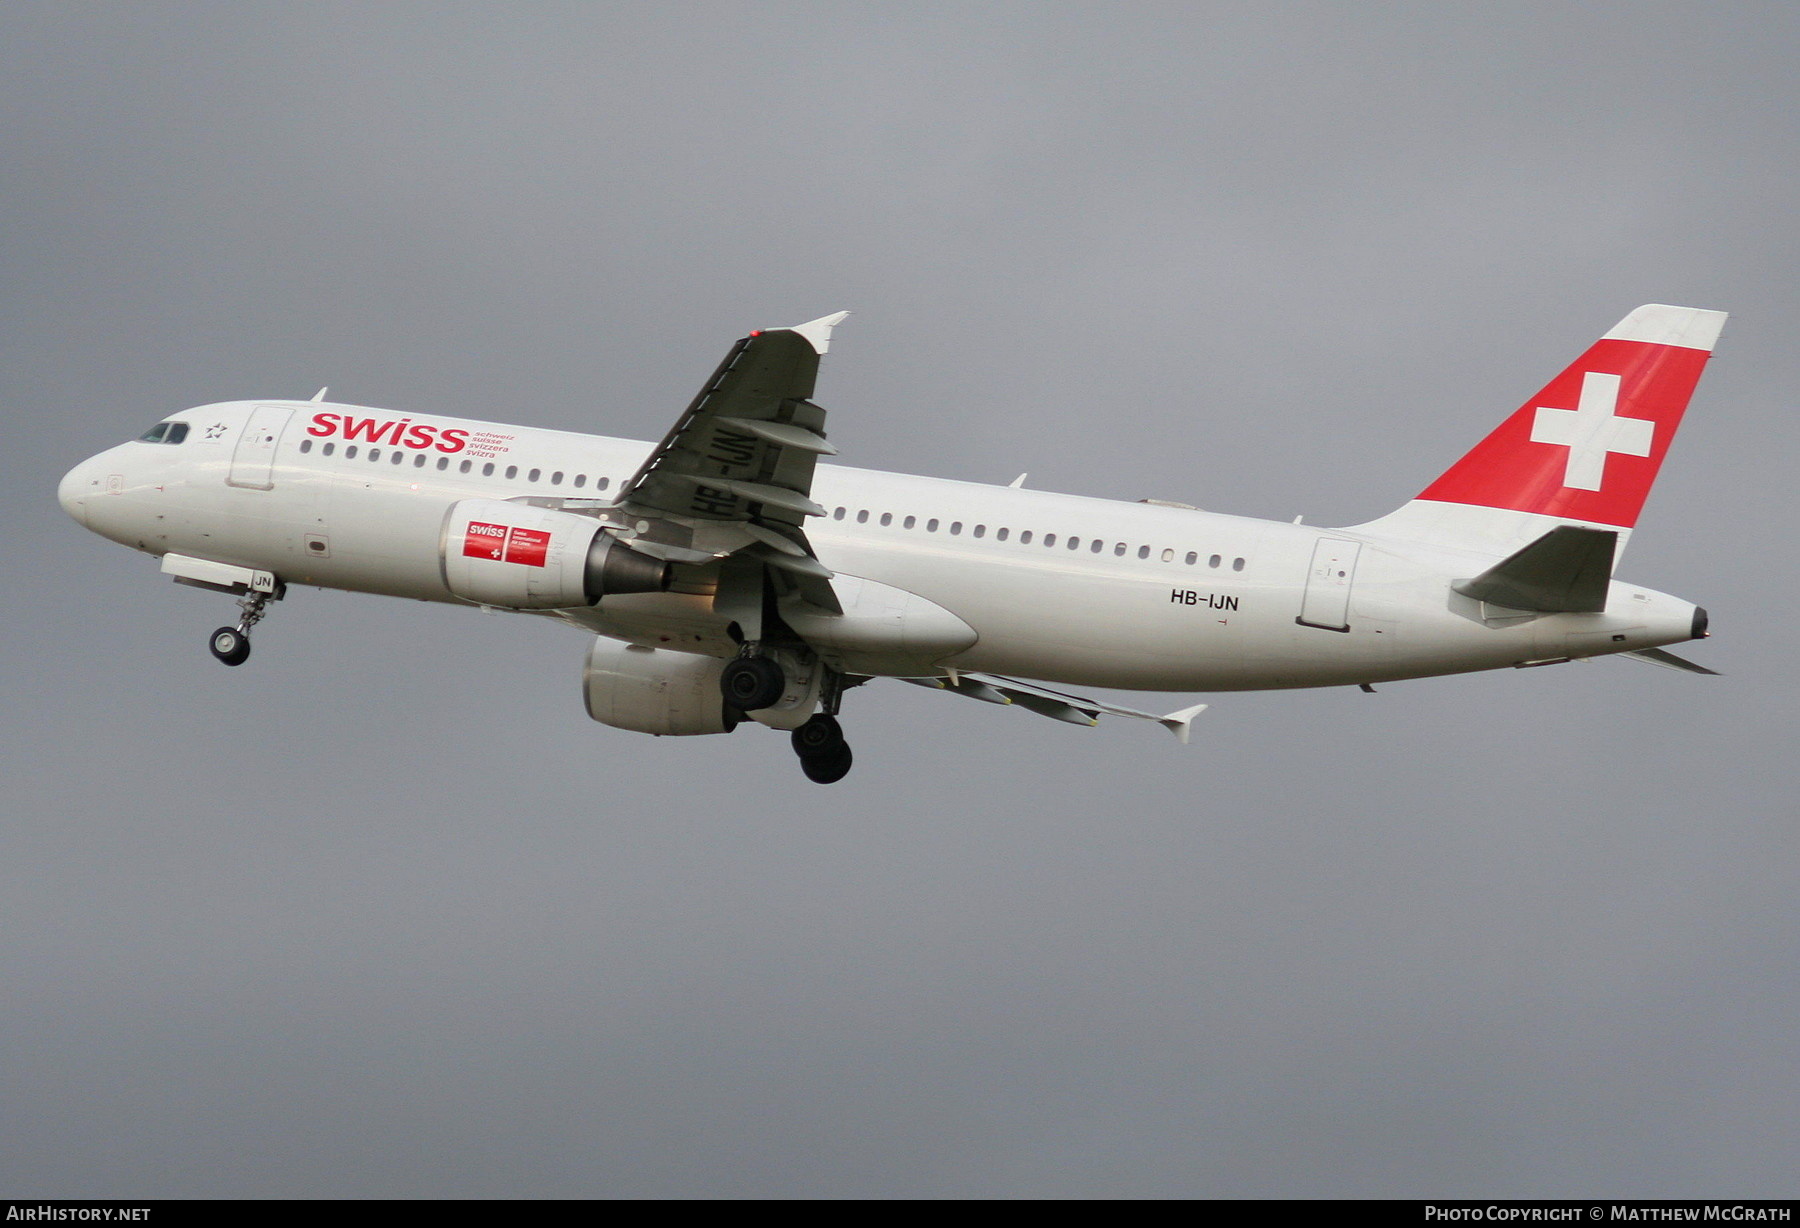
[58,304,1722,783]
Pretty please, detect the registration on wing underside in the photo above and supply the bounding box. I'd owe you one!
[620,325,836,532]
[603,316,849,614]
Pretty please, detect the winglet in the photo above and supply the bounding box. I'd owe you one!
[1158,702,1209,745]
[784,311,850,355]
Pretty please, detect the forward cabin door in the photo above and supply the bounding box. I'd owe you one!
[227,405,294,491]
[1297,537,1361,632]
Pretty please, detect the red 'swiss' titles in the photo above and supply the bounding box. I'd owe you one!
[308,411,470,453]
[462,521,508,561]
[463,522,551,567]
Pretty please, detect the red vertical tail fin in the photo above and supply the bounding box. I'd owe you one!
[1350,304,1725,557]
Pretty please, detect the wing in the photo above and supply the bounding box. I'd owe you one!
[602,313,847,611]
[902,671,1209,743]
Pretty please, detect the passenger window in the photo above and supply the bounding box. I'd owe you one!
[346,446,358,459]
[392,452,405,465]
[551,471,563,485]
[856,510,869,524]
[997,528,1009,541]
[597,477,611,491]
[1113,542,1125,556]
[833,507,845,520]
[460,459,472,473]
[528,468,541,482]
[1210,554,1221,568]
[574,474,586,488]
[880,512,893,526]
[1233,557,1246,571]
[322,442,335,456]
[482,462,494,477]
[1044,534,1056,547]
[1091,540,1104,554]
[412,453,424,467]
[1137,545,1149,559]
[972,525,983,538]
[1068,537,1080,550]
[437,457,449,471]
[903,515,916,529]
[369,449,380,462]
[926,518,938,532]
[1185,552,1198,565]
[299,439,313,453]
[1160,548,1174,562]
[505,465,518,480]
[1019,530,1031,544]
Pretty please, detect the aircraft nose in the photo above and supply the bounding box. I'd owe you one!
[58,459,94,527]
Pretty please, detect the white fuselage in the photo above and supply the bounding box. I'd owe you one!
[60,400,1703,692]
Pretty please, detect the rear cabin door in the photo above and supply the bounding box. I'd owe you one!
[227,405,294,490]
[1297,537,1361,632]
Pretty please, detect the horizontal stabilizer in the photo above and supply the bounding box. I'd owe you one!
[1620,647,1720,676]
[1452,525,1617,613]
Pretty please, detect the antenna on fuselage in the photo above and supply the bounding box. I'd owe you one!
[311,387,329,402]
[1008,473,1028,488]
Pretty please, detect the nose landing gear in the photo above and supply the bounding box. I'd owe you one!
[208,626,251,666]
[207,585,280,667]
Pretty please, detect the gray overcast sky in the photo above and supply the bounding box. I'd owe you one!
[4,2,1797,1198]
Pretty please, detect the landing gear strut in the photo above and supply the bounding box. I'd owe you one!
[207,585,278,667]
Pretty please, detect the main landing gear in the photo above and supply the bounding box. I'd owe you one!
[207,586,279,667]
[792,714,852,784]
[720,655,786,711]
[719,649,857,784]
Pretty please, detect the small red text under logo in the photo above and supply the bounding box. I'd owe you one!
[504,527,551,567]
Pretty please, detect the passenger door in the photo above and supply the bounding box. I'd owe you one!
[227,405,293,491]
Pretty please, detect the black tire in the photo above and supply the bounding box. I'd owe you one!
[209,626,250,667]
[800,741,853,784]
[790,714,844,758]
[719,655,785,711]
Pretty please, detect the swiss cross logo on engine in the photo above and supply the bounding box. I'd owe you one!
[463,521,508,561]
[463,521,551,567]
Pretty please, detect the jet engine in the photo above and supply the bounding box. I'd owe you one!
[583,639,741,736]
[440,498,667,609]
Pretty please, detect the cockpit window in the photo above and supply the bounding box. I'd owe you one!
[137,421,189,444]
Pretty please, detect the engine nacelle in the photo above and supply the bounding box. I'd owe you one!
[440,498,668,609]
[583,639,741,736]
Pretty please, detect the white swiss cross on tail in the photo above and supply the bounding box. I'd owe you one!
[1528,371,1654,491]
